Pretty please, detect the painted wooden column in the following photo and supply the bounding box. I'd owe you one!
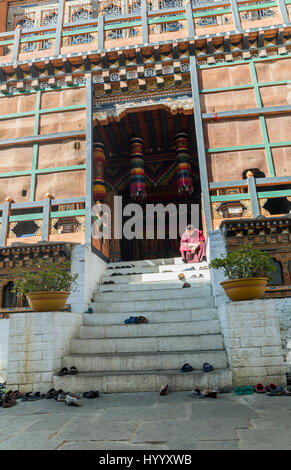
[0,198,13,247]
[141,0,149,44]
[189,55,212,233]
[54,0,65,56]
[12,25,21,63]
[85,74,94,245]
[247,176,260,218]
[42,193,53,241]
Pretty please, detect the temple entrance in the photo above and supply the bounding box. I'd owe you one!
[93,103,202,262]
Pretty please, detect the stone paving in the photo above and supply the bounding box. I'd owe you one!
[1,390,291,450]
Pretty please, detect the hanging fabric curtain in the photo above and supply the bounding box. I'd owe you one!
[175,131,193,197]
[129,137,147,201]
[93,142,106,202]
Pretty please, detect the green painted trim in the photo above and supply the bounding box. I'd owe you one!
[104,20,142,30]
[206,144,265,153]
[258,189,291,198]
[62,26,98,36]
[148,14,186,24]
[19,33,56,43]
[259,116,275,177]
[39,104,86,114]
[270,141,291,147]
[50,209,85,218]
[0,104,86,121]
[30,143,39,202]
[199,79,291,94]
[200,84,253,93]
[193,8,231,17]
[35,164,86,174]
[8,213,43,222]
[238,1,277,11]
[0,40,14,46]
[0,164,86,179]
[210,193,250,202]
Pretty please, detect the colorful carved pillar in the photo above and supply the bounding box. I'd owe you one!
[175,131,194,197]
[93,142,106,202]
[129,137,147,201]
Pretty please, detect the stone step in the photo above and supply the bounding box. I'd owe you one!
[63,349,228,372]
[84,308,218,326]
[70,334,224,354]
[107,257,185,268]
[97,280,210,293]
[89,296,213,313]
[53,368,232,393]
[79,319,220,339]
[104,263,209,276]
[101,270,211,285]
[93,285,212,303]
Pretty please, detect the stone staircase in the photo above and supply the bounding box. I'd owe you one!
[53,257,232,393]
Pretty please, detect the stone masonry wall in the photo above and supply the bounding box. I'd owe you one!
[218,299,287,387]
[6,312,82,393]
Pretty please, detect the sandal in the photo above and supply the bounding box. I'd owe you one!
[57,367,69,376]
[181,363,193,373]
[182,282,191,288]
[2,391,17,408]
[68,366,78,375]
[83,391,99,399]
[191,389,206,398]
[46,388,57,399]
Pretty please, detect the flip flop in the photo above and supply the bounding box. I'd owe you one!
[181,363,193,373]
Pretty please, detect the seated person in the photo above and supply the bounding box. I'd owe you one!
[179,225,206,263]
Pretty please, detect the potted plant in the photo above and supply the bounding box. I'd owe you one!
[13,260,78,312]
[209,244,276,301]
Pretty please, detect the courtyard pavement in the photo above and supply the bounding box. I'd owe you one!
[0,390,291,451]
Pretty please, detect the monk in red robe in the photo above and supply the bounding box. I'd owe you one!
[179,225,206,263]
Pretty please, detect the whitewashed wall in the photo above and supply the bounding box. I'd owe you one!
[0,318,9,382]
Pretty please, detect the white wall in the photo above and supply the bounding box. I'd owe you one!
[0,318,9,382]
[68,244,107,313]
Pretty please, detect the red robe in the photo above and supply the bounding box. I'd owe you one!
[179,229,206,263]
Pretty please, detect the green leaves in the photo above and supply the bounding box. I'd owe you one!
[12,260,78,296]
[209,244,277,280]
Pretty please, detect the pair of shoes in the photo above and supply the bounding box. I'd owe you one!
[234,386,254,395]
[57,366,78,376]
[202,363,214,373]
[21,392,46,401]
[83,391,99,399]
[1,391,17,407]
[191,388,217,399]
[124,316,148,324]
[182,282,191,288]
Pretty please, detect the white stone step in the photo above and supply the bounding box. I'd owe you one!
[84,308,218,325]
[98,280,210,293]
[93,285,212,303]
[105,263,209,276]
[70,334,224,354]
[79,319,220,339]
[62,349,228,372]
[100,270,211,284]
[89,296,213,313]
[107,257,185,268]
[53,368,232,393]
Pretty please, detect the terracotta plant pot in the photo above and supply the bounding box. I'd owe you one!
[26,291,70,312]
[220,278,268,302]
